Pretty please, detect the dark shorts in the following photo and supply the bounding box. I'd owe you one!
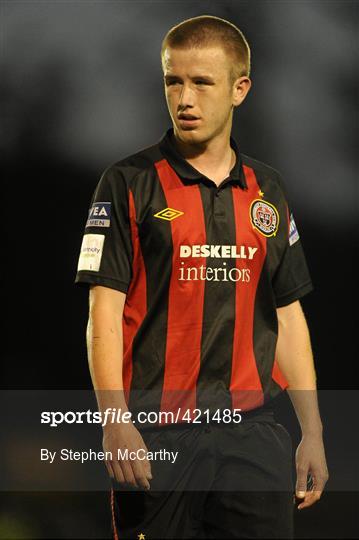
[110,411,294,539]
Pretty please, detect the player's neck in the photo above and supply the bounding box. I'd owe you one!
[172,129,235,186]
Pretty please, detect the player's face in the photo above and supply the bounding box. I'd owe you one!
[162,45,250,145]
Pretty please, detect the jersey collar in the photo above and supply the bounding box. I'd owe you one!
[158,127,247,190]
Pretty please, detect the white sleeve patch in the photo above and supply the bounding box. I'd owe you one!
[77,233,105,272]
[289,213,300,246]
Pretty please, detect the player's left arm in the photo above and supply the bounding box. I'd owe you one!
[276,299,329,510]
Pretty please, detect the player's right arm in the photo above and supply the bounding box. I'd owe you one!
[87,284,152,489]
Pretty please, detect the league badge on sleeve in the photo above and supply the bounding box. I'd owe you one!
[86,202,111,228]
[249,199,279,237]
[289,212,300,246]
[77,234,105,272]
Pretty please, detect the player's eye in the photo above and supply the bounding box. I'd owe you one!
[165,79,181,86]
[195,79,214,87]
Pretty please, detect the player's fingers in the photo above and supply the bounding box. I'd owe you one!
[104,459,115,479]
[119,457,138,487]
[140,443,152,480]
[143,459,152,480]
[111,460,125,485]
[297,490,323,510]
[136,436,153,480]
[295,465,309,498]
[130,458,150,490]
[312,470,329,493]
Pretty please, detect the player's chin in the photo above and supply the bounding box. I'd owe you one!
[176,125,203,141]
[177,124,200,134]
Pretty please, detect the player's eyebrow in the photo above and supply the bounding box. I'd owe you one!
[192,75,215,83]
[163,75,178,82]
[164,74,215,83]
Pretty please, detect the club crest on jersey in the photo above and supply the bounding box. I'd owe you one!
[249,199,279,237]
[86,202,111,228]
[154,207,184,221]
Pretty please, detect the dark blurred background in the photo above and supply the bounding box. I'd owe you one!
[1,0,357,538]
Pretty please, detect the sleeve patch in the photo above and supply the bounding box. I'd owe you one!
[77,234,105,272]
[289,213,300,246]
[86,202,111,228]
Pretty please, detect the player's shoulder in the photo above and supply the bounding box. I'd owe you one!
[240,153,283,183]
[101,140,163,186]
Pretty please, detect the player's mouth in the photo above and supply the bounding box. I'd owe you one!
[178,114,201,128]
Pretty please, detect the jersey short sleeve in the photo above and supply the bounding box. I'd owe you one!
[75,165,133,294]
[272,176,314,307]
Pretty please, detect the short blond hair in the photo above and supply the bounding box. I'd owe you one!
[161,15,251,82]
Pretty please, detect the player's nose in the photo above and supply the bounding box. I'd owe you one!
[178,83,195,108]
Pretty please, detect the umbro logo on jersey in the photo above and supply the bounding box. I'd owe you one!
[153,207,184,221]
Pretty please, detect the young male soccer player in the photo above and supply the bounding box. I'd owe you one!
[76,15,329,539]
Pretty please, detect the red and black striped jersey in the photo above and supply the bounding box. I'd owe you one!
[75,128,313,421]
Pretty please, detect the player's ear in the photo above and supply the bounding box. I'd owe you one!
[232,76,251,107]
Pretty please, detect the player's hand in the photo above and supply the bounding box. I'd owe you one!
[294,432,329,510]
[102,422,152,490]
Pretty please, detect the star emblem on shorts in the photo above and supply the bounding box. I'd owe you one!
[137,534,146,540]
[258,189,264,197]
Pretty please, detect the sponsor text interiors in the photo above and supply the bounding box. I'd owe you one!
[178,244,258,283]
